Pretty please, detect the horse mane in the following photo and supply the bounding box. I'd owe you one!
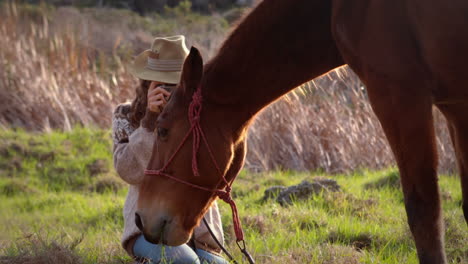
[201,0,343,113]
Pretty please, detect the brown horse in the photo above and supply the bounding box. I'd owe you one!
[136,1,468,263]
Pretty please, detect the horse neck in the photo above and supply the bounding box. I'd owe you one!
[202,0,343,130]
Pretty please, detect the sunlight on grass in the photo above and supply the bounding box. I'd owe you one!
[1,129,466,263]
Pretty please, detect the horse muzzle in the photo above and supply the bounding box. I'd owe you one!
[134,211,191,246]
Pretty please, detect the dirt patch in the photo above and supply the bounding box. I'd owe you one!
[88,175,124,193]
[298,219,325,231]
[0,145,9,157]
[86,159,109,177]
[0,156,23,172]
[441,191,453,201]
[37,152,55,162]
[1,180,38,196]
[9,142,27,155]
[49,167,66,174]
[0,234,82,264]
[327,231,376,251]
[241,215,267,234]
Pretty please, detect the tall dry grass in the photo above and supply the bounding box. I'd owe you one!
[0,2,227,130]
[0,2,457,173]
[0,2,136,130]
[0,233,83,264]
[246,68,457,173]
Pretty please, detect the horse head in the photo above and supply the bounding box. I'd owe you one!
[136,47,247,246]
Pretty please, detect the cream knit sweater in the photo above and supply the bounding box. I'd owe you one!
[112,103,224,255]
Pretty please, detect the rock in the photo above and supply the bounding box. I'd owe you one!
[262,185,286,201]
[276,178,341,206]
[313,177,341,192]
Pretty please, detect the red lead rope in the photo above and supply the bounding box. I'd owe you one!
[144,86,244,242]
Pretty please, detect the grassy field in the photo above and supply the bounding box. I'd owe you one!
[0,2,465,263]
[0,128,466,263]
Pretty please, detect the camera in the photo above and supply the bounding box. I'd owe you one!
[159,84,176,93]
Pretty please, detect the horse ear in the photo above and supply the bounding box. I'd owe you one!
[180,47,203,97]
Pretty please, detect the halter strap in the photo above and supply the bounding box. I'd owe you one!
[144,86,244,242]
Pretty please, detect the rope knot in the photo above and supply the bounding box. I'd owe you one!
[215,187,244,242]
[192,88,203,101]
[216,190,232,203]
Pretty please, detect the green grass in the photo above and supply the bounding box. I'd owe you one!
[0,128,466,263]
[225,170,466,263]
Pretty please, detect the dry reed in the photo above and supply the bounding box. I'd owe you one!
[0,2,136,131]
[245,68,456,173]
[0,233,82,264]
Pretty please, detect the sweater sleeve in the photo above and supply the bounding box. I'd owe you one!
[112,104,155,185]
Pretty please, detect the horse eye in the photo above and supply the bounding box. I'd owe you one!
[157,127,168,138]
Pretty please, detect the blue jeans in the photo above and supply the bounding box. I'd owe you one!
[133,235,229,264]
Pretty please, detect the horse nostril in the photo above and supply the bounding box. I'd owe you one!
[135,212,143,231]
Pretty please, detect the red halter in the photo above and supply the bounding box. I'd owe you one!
[144,86,244,242]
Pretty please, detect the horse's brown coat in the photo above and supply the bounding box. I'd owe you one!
[137,1,468,263]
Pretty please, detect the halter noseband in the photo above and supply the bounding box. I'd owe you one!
[144,85,244,242]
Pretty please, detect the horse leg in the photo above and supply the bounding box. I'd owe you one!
[366,81,446,264]
[437,103,468,224]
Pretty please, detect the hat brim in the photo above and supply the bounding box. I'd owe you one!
[129,50,183,84]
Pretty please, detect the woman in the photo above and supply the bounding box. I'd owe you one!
[112,35,228,264]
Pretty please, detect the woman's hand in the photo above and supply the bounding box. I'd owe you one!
[147,81,171,113]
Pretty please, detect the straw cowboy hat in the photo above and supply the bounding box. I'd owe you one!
[130,35,189,84]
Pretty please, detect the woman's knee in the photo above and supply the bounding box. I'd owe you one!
[133,235,200,264]
[195,249,229,264]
